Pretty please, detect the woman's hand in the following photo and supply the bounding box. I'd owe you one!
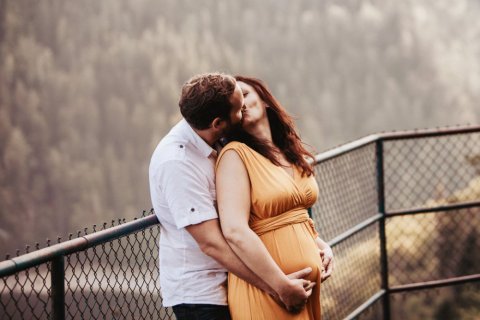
[319,245,334,281]
[315,238,334,281]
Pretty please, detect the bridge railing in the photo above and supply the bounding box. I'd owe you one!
[314,125,480,319]
[1,125,480,319]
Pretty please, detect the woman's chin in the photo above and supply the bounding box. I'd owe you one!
[240,116,258,129]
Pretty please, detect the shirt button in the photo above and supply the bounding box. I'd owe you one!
[190,208,195,212]
[179,145,184,148]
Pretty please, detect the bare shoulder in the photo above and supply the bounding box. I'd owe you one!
[221,141,247,153]
[216,144,250,180]
[217,147,244,168]
[217,141,247,167]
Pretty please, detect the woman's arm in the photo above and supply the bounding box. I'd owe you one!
[315,237,334,281]
[216,149,314,311]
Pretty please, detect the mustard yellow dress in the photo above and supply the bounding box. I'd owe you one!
[216,142,322,320]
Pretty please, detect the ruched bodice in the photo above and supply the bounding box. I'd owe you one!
[219,141,318,221]
[216,142,322,320]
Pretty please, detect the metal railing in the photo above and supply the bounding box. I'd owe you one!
[1,125,480,319]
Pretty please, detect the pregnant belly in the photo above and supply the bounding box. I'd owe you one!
[259,222,323,282]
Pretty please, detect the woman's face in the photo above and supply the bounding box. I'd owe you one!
[238,81,268,128]
[228,83,244,126]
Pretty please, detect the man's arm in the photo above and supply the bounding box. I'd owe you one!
[157,159,312,311]
[186,219,274,294]
[186,219,314,309]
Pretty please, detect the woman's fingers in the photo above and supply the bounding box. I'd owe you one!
[321,260,334,281]
[321,269,331,281]
[304,281,316,292]
[319,246,334,282]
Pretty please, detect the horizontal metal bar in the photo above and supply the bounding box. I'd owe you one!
[84,214,159,245]
[0,214,159,277]
[328,214,382,248]
[0,237,87,278]
[343,289,386,320]
[379,125,480,141]
[314,135,379,164]
[390,274,480,293]
[313,125,480,164]
[386,201,480,217]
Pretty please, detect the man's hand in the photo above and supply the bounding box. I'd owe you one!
[286,267,313,281]
[270,267,315,313]
[273,267,315,314]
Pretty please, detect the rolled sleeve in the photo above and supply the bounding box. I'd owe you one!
[158,160,218,229]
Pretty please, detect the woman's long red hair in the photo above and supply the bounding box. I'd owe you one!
[229,76,315,177]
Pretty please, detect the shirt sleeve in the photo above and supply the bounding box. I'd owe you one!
[158,159,218,229]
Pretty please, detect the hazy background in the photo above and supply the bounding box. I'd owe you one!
[0,0,479,257]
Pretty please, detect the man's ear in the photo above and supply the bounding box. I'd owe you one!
[211,117,227,130]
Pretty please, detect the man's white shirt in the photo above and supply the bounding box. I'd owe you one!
[149,119,227,307]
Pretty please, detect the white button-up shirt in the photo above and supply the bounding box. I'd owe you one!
[149,119,227,307]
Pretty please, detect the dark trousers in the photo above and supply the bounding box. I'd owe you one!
[172,303,231,320]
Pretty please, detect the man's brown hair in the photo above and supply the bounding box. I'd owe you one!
[179,73,236,130]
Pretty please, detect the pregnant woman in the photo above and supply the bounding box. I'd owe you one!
[216,76,334,319]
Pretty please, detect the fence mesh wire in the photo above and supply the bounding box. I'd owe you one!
[312,142,381,319]
[383,133,480,213]
[63,224,172,319]
[320,225,381,320]
[387,207,480,286]
[1,129,480,320]
[0,265,51,319]
[312,143,378,241]
[390,282,480,320]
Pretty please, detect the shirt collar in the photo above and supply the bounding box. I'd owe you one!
[181,119,216,158]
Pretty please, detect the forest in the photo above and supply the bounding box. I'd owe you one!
[0,0,479,283]
[1,0,480,318]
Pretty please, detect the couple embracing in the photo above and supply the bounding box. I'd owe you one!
[149,73,334,320]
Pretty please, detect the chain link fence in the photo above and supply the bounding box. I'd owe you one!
[383,131,480,319]
[1,126,479,319]
[0,216,173,320]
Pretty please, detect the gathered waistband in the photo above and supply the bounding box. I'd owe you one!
[249,208,318,238]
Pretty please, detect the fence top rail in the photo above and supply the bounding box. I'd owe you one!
[314,124,480,164]
[0,214,159,277]
[379,124,480,141]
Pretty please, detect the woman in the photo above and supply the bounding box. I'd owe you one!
[215,76,334,319]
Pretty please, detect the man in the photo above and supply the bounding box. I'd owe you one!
[149,73,313,320]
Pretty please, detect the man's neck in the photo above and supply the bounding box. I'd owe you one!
[193,127,219,147]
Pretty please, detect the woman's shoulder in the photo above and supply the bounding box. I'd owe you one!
[221,141,248,152]
[217,141,254,165]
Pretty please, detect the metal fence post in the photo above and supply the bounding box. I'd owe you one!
[51,255,65,320]
[376,139,391,320]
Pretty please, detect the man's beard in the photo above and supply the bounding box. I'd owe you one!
[222,118,264,150]
[222,119,244,138]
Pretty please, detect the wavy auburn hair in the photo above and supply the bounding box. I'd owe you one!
[229,76,315,177]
